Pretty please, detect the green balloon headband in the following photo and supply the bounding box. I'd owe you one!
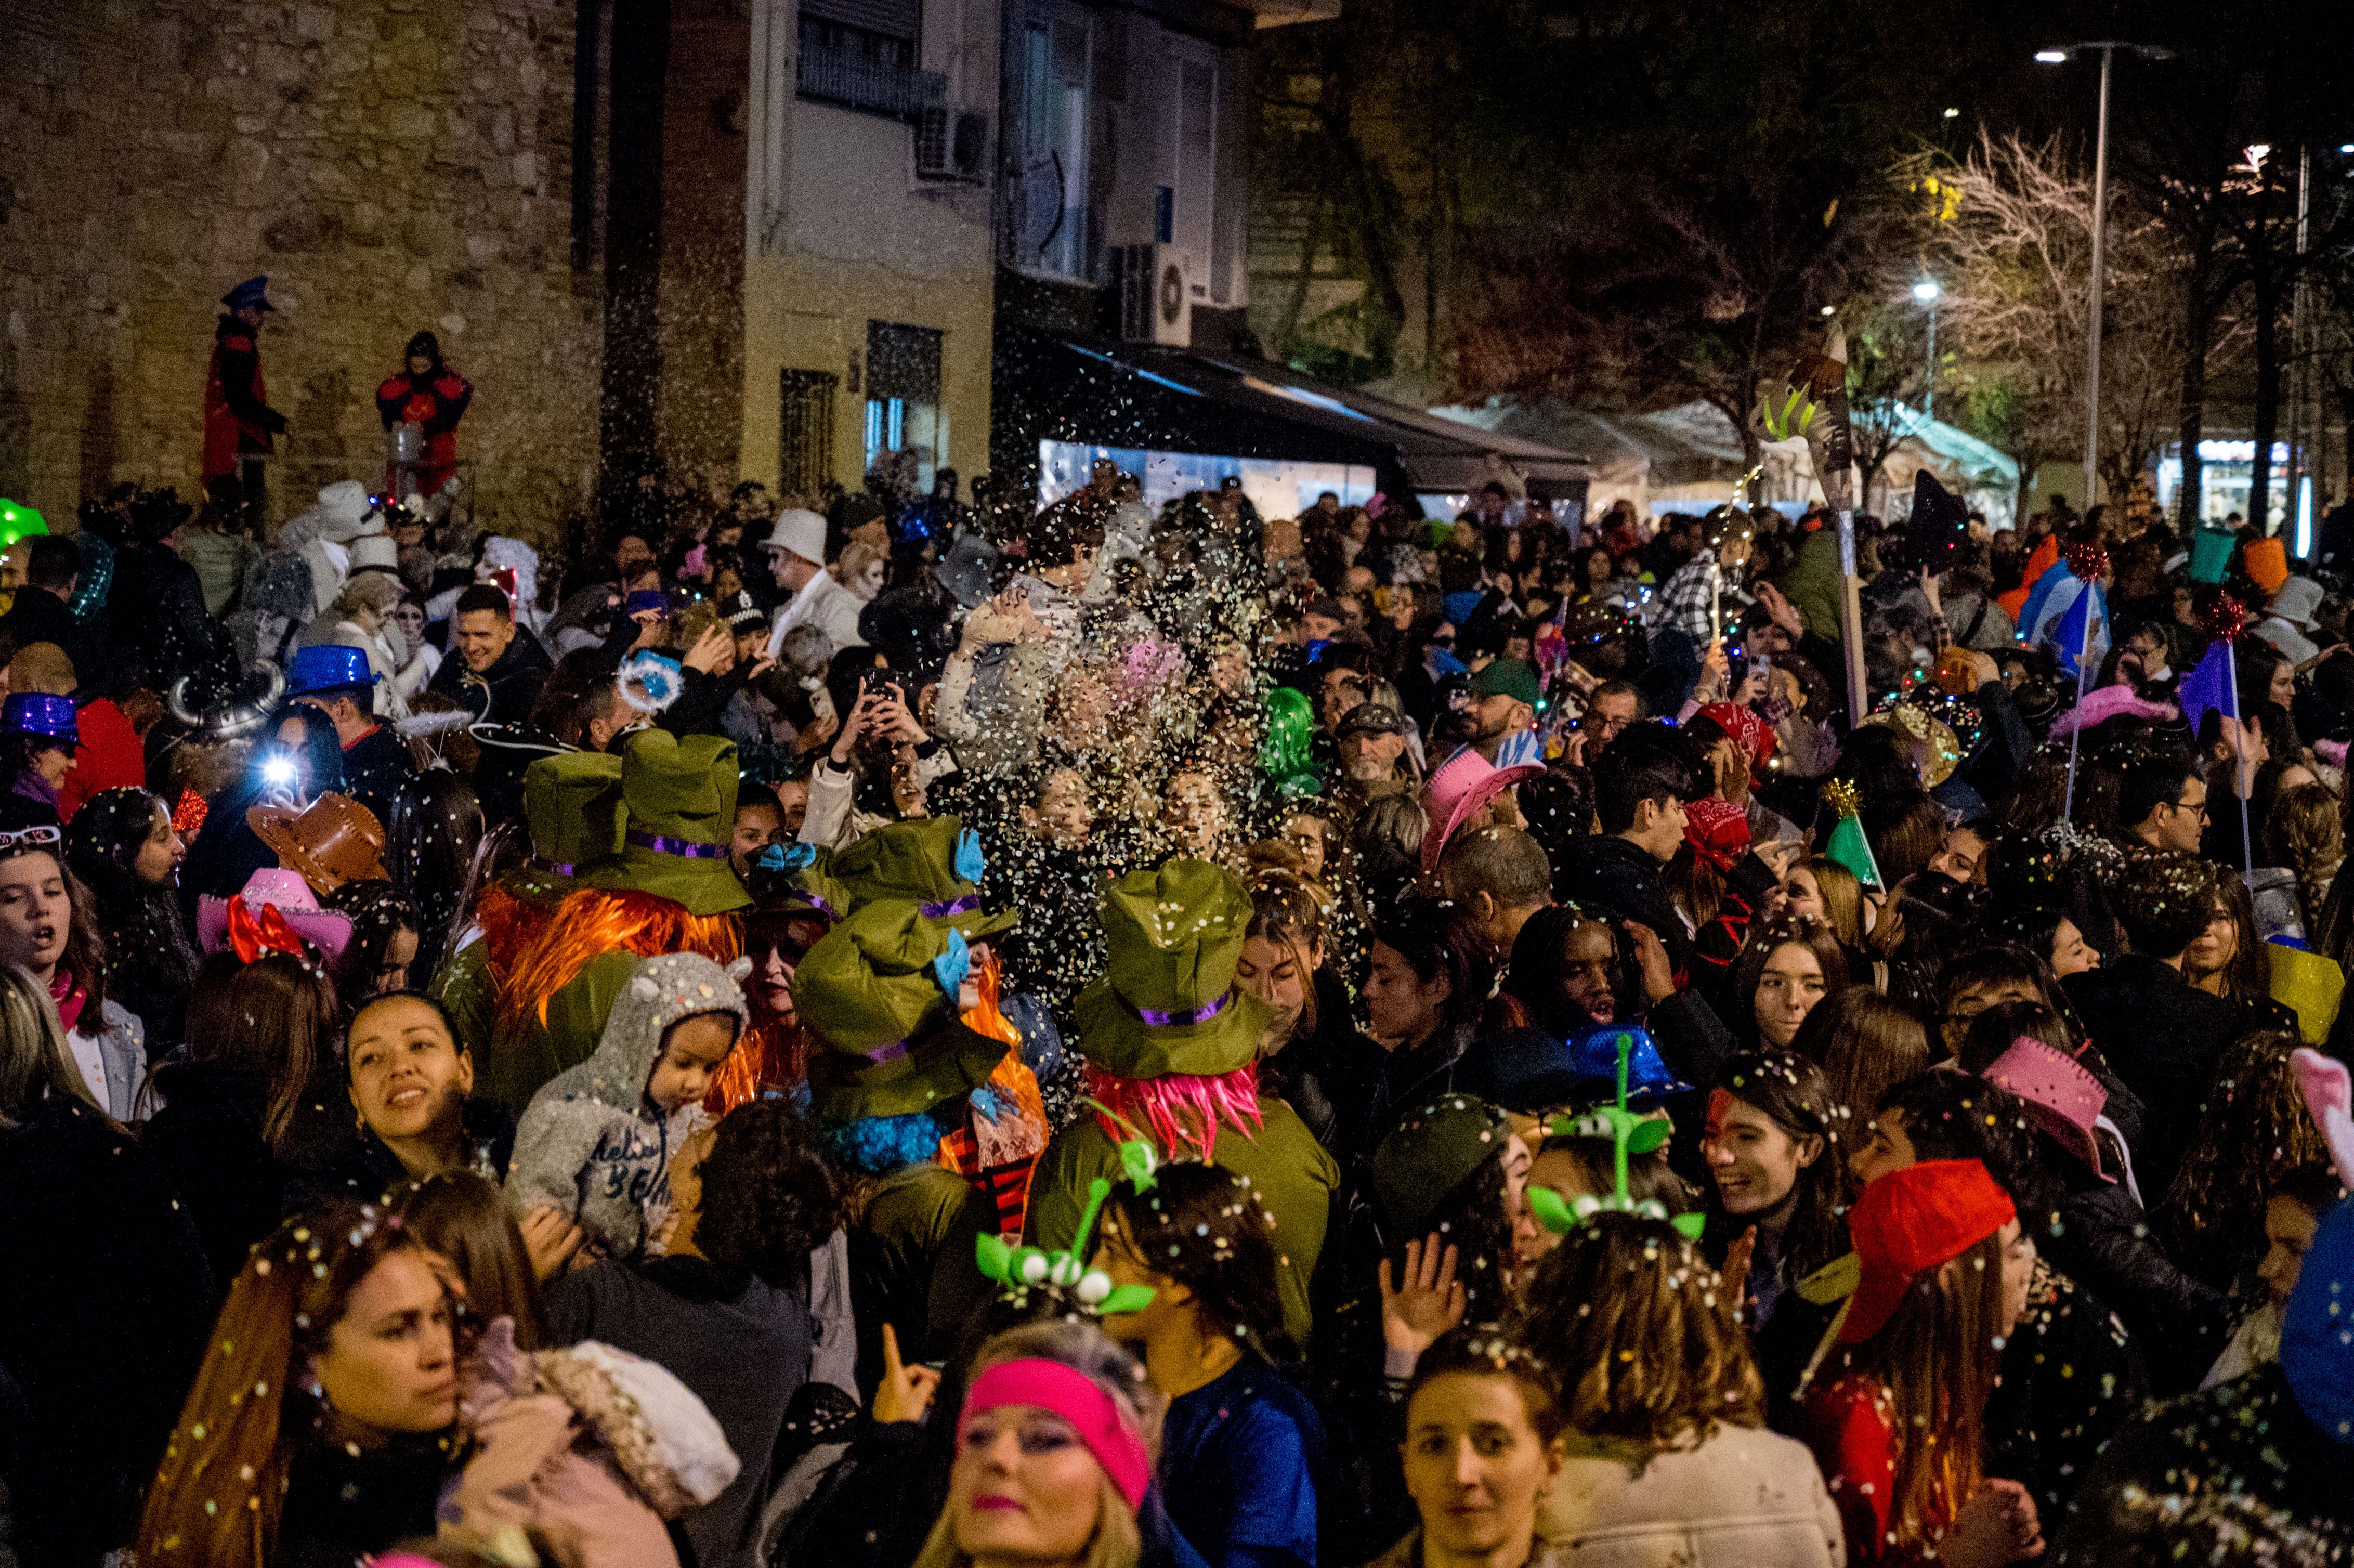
[1526,1029,1707,1242]
[975,1138,1161,1314]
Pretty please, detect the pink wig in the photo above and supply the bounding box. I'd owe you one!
[1083,1062,1263,1162]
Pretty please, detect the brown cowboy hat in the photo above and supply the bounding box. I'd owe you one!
[249,791,389,895]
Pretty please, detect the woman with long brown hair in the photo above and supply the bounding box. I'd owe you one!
[1701,1050,1854,1423]
[1241,865,1369,1157]
[395,1170,551,1349]
[142,950,347,1288]
[134,1200,466,1568]
[1514,1214,1841,1566]
[1794,989,1933,1132]
[1801,1160,2043,1568]
[1729,917,1851,1051]
[2157,1028,2334,1292]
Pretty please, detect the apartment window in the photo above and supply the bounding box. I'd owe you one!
[865,322,945,491]
[1010,12,1091,280]
[797,0,945,119]
[779,370,838,495]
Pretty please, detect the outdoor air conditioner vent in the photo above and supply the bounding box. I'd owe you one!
[1117,242,1195,346]
[916,107,988,181]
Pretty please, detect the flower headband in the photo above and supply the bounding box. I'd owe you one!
[974,1139,1159,1314]
[1527,1029,1706,1240]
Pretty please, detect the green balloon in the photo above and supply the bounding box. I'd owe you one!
[0,500,48,547]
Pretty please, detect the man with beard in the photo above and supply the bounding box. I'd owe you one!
[1468,655,1540,764]
[1333,699,1415,789]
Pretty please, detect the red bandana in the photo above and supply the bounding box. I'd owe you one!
[1697,701,1776,765]
[1682,796,1753,873]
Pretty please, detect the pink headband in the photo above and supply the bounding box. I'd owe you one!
[959,1358,1151,1511]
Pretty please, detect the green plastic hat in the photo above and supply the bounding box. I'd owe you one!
[583,729,750,916]
[1371,1093,1511,1237]
[795,898,1009,1122]
[832,817,1016,940]
[0,500,47,548]
[508,752,625,904]
[1068,858,1271,1079]
[1819,779,1883,891]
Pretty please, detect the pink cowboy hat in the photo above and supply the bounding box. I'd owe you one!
[1983,1037,2113,1183]
[1419,745,1542,874]
[2046,684,2178,739]
[196,867,357,967]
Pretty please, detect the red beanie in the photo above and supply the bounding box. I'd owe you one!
[1840,1159,2015,1343]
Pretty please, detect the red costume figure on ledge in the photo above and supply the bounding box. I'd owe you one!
[202,276,288,525]
[375,330,475,499]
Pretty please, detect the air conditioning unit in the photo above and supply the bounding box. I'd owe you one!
[1118,242,1197,347]
[915,107,989,182]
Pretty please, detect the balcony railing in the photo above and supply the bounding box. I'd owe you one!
[797,38,946,121]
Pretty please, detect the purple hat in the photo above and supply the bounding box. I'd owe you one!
[1983,1038,2114,1182]
[2,693,78,748]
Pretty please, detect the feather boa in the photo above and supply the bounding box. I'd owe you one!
[1082,1061,1262,1162]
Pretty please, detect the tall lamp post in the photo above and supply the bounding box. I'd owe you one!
[2035,41,2174,515]
[1912,278,1941,422]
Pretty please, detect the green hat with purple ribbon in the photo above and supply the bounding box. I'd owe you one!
[1068,857,1270,1079]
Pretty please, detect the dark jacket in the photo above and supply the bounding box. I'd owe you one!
[2050,1363,2350,1567]
[0,585,97,694]
[0,1094,215,1566]
[550,1253,812,1568]
[428,632,553,729]
[283,1099,515,1213]
[2062,957,2244,1195]
[2045,1177,2229,1394]
[141,1061,345,1291]
[276,1430,460,1568]
[1983,1262,2147,1519]
[108,538,221,689]
[1263,968,1380,1162]
[1555,833,1688,971]
[338,721,416,825]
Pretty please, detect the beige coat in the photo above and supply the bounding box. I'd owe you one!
[1539,1423,1845,1568]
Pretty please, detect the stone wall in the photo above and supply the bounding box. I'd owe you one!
[0,0,601,545]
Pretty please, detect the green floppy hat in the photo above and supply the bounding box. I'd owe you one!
[583,729,751,916]
[832,816,1017,941]
[506,752,626,905]
[1068,857,1270,1079]
[794,898,1009,1122]
[1371,1093,1513,1237]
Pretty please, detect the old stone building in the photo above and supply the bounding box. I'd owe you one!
[0,0,601,542]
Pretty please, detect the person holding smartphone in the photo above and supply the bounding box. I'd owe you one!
[800,663,959,848]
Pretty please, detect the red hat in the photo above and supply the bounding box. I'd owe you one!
[1681,796,1751,873]
[1840,1159,2015,1343]
[1696,701,1776,766]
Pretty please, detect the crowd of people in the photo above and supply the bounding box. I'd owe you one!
[3,454,2353,1568]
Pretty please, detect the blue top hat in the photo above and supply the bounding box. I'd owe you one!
[220,276,276,312]
[285,644,375,699]
[2,694,79,749]
[1483,1022,1692,1115]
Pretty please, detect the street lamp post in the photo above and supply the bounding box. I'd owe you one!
[1913,279,1941,422]
[2036,41,2174,515]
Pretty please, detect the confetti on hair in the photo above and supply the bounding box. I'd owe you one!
[2063,538,2109,582]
